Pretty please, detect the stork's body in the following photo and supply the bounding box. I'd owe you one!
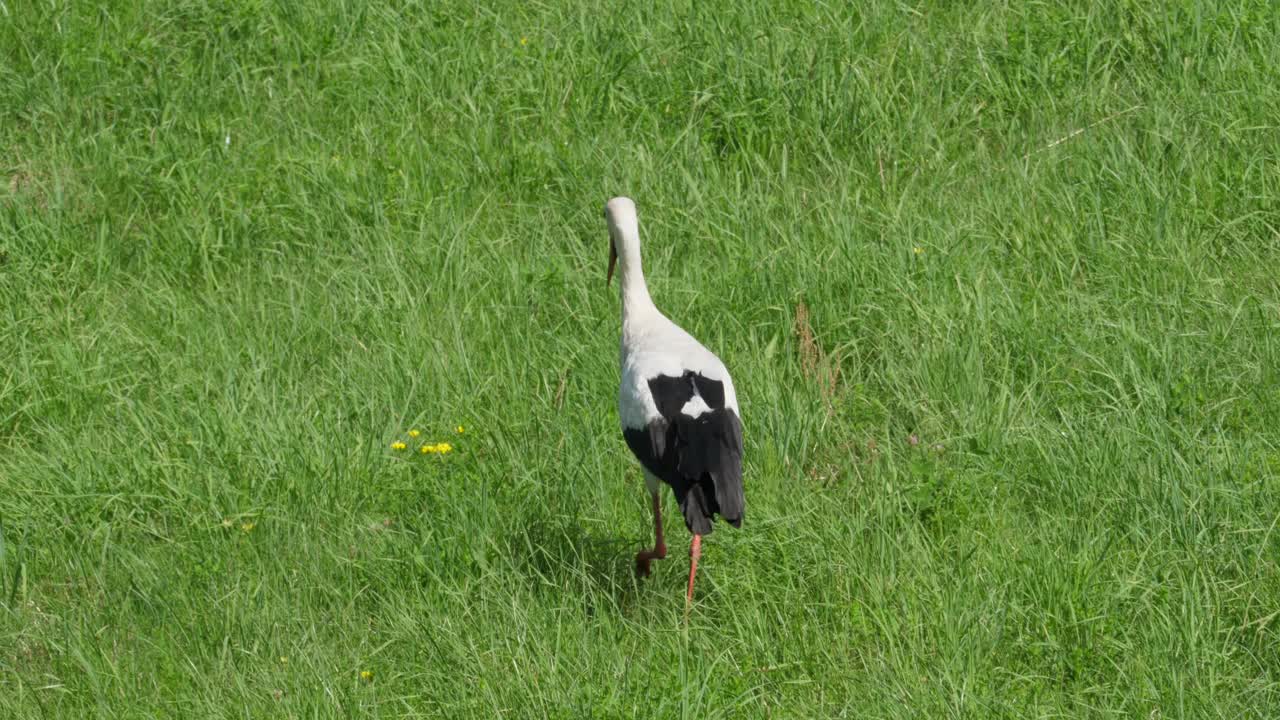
[604,197,744,604]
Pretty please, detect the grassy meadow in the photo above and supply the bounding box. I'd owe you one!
[4,1,1280,716]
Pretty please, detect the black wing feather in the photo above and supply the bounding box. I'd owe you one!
[622,371,744,534]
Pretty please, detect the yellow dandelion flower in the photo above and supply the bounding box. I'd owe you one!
[436,442,453,454]
[520,36,529,46]
[455,425,465,434]
[913,246,924,255]
[408,429,420,438]
[420,443,435,454]
[360,669,374,682]
[241,521,256,533]
[391,441,407,451]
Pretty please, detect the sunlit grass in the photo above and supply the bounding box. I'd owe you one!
[2,1,1279,717]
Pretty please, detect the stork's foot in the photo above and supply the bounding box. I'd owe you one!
[636,491,667,579]
[634,545,666,578]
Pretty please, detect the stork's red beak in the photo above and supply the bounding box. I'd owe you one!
[607,242,618,286]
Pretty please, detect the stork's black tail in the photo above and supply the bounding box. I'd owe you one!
[671,408,744,535]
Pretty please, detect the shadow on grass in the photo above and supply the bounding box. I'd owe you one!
[504,513,651,615]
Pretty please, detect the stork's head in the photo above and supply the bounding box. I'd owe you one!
[604,196,639,286]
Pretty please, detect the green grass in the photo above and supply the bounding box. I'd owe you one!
[3,0,1280,716]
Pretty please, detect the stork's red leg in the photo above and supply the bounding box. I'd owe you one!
[634,491,667,577]
[686,534,702,604]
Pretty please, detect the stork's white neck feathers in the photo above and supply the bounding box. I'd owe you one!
[605,197,660,333]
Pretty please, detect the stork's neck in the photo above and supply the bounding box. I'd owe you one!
[618,250,659,332]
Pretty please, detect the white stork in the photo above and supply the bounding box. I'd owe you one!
[604,196,745,604]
